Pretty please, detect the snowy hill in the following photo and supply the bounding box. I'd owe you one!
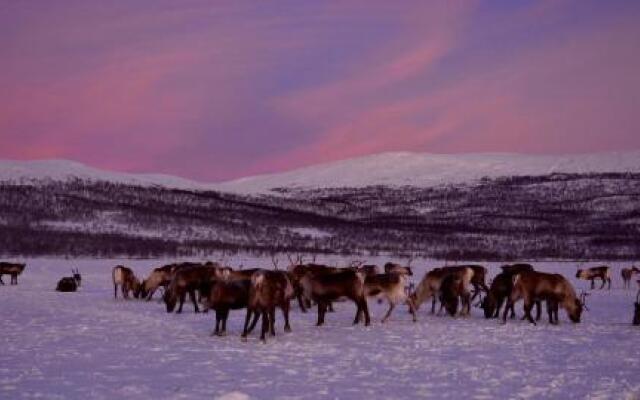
[217,151,640,194]
[1,151,640,194]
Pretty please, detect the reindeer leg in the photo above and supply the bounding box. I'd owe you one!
[535,301,541,321]
[260,310,269,343]
[328,302,335,312]
[0,275,4,285]
[213,311,221,336]
[430,295,436,314]
[114,283,118,299]
[189,290,199,313]
[590,279,595,290]
[297,293,307,313]
[523,301,536,325]
[407,298,417,322]
[282,302,291,332]
[241,308,252,339]
[122,284,128,300]
[353,300,362,325]
[317,302,326,326]
[608,278,611,290]
[599,277,605,290]
[269,307,276,336]
[381,301,395,323]
[361,297,371,326]
[247,309,260,333]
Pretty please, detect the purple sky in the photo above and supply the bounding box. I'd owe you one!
[2,1,639,182]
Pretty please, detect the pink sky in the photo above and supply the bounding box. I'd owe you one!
[1,1,639,181]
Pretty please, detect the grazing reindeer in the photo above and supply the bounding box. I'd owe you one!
[112,265,142,299]
[242,270,295,342]
[300,269,370,327]
[504,271,583,325]
[576,265,611,290]
[142,262,203,300]
[365,273,417,322]
[0,262,26,285]
[199,277,258,336]
[621,267,640,289]
[482,267,541,320]
[438,272,472,317]
[56,269,81,292]
[163,265,218,313]
[410,266,475,315]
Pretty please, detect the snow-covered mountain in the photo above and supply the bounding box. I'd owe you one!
[2,151,640,194]
[218,151,640,193]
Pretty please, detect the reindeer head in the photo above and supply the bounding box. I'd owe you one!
[163,289,177,313]
[71,268,82,286]
[481,293,496,318]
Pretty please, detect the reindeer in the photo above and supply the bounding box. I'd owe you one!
[142,262,202,300]
[242,270,295,342]
[482,265,541,320]
[56,269,81,292]
[410,266,475,315]
[163,265,219,313]
[621,267,640,289]
[199,276,258,336]
[300,269,370,327]
[288,263,342,312]
[112,265,142,299]
[503,271,583,325]
[438,272,472,317]
[576,265,611,290]
[365,272,417,323]
[0,262,26,285]
[384,261,413,276]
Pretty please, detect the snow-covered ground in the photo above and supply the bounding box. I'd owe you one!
[1,257,639,399]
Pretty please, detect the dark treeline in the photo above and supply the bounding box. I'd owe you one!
[1,172,639,260]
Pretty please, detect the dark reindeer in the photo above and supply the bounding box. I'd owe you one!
[0,262,26,285]
[438,272,472,317]
[482,264,541,320]
[576,265,611,290]
[163,265,219,313]
[621,267,640,289]
[199,277,258,337]
[503,271,583,325]
[56,269,81,292]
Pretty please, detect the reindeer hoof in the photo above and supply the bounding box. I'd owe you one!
[284,326,291,333]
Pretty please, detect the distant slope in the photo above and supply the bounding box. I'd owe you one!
[1,151,640,194]
[217,152,640,194]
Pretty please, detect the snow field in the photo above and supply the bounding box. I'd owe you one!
[1,258,639,399]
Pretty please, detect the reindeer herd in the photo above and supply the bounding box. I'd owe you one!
[112,258,640,339]
[2,259,640,337]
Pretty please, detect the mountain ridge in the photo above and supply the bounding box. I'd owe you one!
[2,151,640,194]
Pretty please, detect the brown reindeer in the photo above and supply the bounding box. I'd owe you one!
[621,267,640,289]
[576,265,611,290]
[482,265,541,320]
[300,269,370,327]
[142,262,205,300]
[112,265,142,299]
[438,272,472,317]
[410,266,475,315]
[503,271,583,325]
[0,262,26,285]
[288,263,342,312]
[242,270,295,342]
[365,273,417,322]
[163,265,219,313]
